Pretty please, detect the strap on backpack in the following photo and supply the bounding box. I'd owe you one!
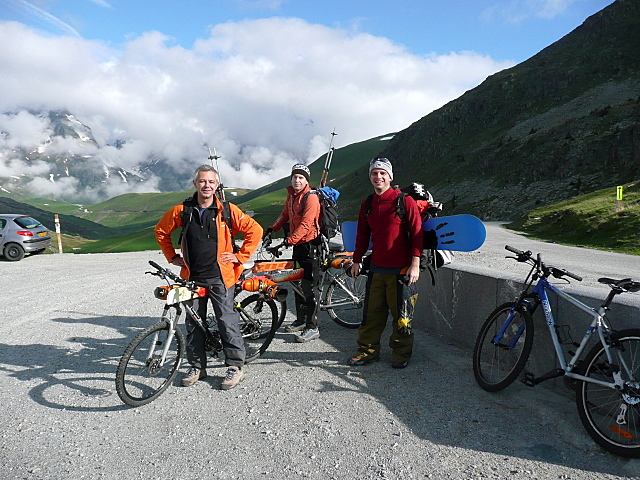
[221,199,240,254]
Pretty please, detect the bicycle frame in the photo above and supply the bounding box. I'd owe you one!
[499,277,628,390]
[251,258,360,310]
[151,287,212,369]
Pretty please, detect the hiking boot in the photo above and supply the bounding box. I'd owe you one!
[391,359,409,369]
[284,320,306,333]
[220,366,245,390]
[181,367,207,387]
[347,355,380,366]
[295,327,319,343]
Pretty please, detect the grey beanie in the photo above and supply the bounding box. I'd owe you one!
[369,157,393,181]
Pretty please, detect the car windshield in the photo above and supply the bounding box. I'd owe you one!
[14,216,42,229]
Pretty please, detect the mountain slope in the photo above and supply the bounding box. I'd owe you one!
[336,0,640,220]
[0,197,119,239]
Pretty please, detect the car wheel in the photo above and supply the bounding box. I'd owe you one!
[3,243,25,261]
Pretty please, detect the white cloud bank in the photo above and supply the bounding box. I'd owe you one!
[0,18,513,197]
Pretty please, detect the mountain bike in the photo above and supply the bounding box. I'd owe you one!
[115,260,286,407]
[472,245,640,457]
[255,239,367,328]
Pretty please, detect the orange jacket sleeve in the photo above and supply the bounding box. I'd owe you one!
[154,204,183,263]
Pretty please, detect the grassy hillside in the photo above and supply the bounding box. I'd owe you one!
[0,196,120,239]
[509,181,640,254]
[73,225,178,254]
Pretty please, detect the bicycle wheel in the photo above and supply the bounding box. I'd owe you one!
[238,294,280,363]
[115,319,185,407]
[576,328,640,457]
[323,272,367,328]
[473,302,534,392]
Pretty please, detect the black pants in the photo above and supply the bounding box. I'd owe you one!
[185,276,245,369]
[292,241,320,329]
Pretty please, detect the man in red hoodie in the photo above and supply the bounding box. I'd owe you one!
[349,158,423,369]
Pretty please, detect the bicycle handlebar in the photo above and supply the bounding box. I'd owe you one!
[147,260,204,287]
[266,241,287,258]
[504,245,582,282]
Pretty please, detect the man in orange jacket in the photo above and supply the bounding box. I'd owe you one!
[155,165,262,390]
[265,163,321,342]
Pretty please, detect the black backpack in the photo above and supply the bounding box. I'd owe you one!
[299,186,340,240]
[364,182,453,285]
[181,195,239,253]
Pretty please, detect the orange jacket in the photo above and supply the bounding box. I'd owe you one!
[154,195,263,288]
[270,184,320,245]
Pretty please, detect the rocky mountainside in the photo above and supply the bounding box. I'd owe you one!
[334,0,640,220]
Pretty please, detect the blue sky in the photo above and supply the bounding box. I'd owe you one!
[0,0,616,197]
[2,0,613,62]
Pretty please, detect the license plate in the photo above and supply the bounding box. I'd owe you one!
[38,232,47,237]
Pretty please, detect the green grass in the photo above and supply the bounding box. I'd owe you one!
[509,181,640,254]
[72,225,168,254]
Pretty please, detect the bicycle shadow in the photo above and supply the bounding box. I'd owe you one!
[0,312,167,412]
[258,296,631,477]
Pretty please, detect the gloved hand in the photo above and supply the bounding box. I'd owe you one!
[262,228,273,248]
[266,241,286,258]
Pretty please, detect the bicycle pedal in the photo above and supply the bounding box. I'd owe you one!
[522,372,536,387]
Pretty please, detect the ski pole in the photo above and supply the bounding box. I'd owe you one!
[320,129,337,188]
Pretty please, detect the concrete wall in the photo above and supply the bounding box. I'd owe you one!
[415,263,640,396]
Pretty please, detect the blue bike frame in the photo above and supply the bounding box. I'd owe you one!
[495,277,628,390]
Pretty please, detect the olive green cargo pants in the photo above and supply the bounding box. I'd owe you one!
[354,272,418,362]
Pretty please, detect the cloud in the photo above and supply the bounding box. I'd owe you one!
[0,18,513,197]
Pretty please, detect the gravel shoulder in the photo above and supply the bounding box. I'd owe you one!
[0,248,639,479]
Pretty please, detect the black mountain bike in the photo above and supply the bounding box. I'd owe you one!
[115,261,285,407]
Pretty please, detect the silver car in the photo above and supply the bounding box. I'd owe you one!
[0,214,52,261]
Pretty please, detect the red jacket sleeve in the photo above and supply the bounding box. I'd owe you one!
[270,203,289,232]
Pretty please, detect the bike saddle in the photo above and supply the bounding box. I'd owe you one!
[242,260,255,271]
[598,277,640,292]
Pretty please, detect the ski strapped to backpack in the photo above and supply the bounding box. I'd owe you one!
[180,194,240,253]
[364,182,453,286]
[298,185,340,241]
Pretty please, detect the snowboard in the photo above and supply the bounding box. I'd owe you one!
[341,214,486,253]
[423,214,486,252]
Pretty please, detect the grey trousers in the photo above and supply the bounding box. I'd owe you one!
[186,276,245,369]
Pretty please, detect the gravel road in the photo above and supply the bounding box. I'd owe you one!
[1,229,639,479]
